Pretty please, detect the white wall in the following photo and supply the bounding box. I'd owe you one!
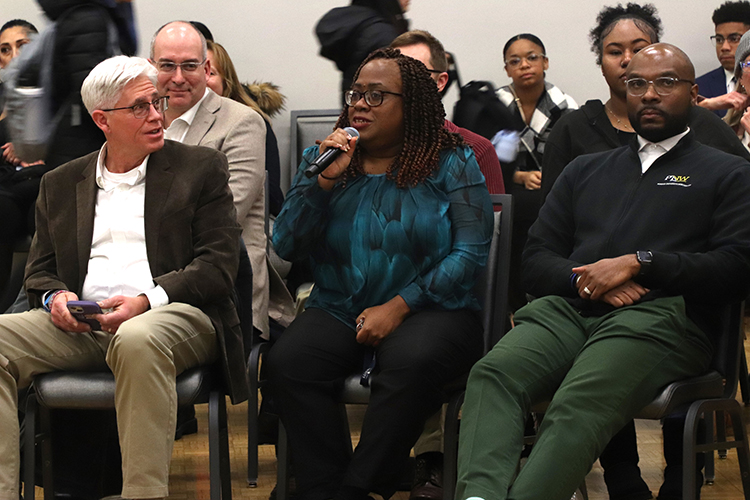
[6,0,718,191]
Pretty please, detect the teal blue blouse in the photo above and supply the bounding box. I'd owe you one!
[273,145,493,330]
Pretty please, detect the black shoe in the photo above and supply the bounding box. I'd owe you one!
[657,464,702,500]
[175,405,198,440]
[410,452,443,500]
[603,462,653,500]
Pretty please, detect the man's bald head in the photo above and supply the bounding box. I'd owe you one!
[150,21,210,121]
[625,43,698,143]
[150,21,207,61]
[627,43,695,81]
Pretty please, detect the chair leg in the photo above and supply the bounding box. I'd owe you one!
[704,412,715,484]
[740,347,750,405]
[208,392,232,500]
[717,410,729,460]
[442,392,464,500]
[277,422,290,500]
[683,405,702,500]
[246,387,259,487]
[39,406,53,500]
[23,394,37,500]
[726,400,750,499]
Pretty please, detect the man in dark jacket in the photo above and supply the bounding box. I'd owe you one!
[455,44,750,500]
[1,55,242,500]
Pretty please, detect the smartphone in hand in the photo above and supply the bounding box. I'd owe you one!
[66,300,103,330]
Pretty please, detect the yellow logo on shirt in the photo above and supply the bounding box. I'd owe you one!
[657,175,691,188]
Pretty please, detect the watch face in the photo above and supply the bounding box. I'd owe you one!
[638,251,652,265]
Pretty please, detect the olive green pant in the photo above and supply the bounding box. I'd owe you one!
[456,295,713,500]
[0,304,216,500]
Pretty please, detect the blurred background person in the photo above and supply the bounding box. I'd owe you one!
[723,31,750,151]
[0,19,38,305]
[316,0,411,99]
[696,0,750,116]
[206,39,286,216]
[268,47,492,500]
[496,33,577,313]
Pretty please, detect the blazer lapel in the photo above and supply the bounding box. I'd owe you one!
[75,155,99,291]
[183,91,220,146]
[144,147,175,271]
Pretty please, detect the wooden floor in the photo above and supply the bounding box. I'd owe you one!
[35,339,750,500]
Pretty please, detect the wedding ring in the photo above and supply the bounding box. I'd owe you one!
[583,286,592,295]
[356,318,365,331]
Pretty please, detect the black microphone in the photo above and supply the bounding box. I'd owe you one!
[304,127,359,178]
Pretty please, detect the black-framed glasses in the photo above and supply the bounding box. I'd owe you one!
[710,33,743,46]
[625,77,694,96]
[505,53,546,68]
[156,60,206,73]
[101,96,169,119]
[344,89,403,107]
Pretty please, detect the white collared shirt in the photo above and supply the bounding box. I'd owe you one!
[637,128,690,173]
[725,68,737,93]
[80,144,169,308]
[164,88,210,142]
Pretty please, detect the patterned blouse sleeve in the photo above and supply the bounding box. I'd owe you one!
[271,147,334,262]
[398,147,494,310]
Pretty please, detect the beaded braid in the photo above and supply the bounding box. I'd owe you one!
[335,47,464,188]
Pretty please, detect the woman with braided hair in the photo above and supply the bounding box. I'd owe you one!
[268,47,493,500]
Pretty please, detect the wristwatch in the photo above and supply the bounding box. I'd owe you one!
[636,250,653,277]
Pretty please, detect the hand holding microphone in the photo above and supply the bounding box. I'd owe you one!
[305,126,359,180]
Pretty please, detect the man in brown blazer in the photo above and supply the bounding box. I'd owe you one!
[150,21,271,338]
[0,56,243,500]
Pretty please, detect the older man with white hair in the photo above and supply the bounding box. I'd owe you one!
[0,55,243,500]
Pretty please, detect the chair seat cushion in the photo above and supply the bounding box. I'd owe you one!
[33,365,215,410]
[636,370,723,420]
[529,372,723,420]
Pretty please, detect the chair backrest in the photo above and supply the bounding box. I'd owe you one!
[288,109,341,190]
[710,301,746,399]
[474,194,513,354]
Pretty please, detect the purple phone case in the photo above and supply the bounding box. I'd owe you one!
[66,300,103,330]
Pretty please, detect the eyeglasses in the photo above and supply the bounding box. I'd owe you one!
[625,77,694,96]
[156,60,206,73]
[344,89,403,107]
[710,34,743,46]
[504,53,546,68]
[101,96,169,119]
[742,61,750,72]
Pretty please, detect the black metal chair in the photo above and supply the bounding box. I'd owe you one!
[23,364,232,500]
[635,301,750,500]
[274,193,514,500]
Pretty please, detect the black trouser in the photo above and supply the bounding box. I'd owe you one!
[267,307,483,500]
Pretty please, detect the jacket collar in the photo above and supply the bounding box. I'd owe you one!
[182,90,221,145]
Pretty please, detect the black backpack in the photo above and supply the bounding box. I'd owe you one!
[452,80,523,141]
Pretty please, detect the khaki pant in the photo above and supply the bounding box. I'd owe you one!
[0,303,216,500]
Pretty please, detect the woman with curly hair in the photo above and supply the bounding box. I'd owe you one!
[268,47,493,500]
